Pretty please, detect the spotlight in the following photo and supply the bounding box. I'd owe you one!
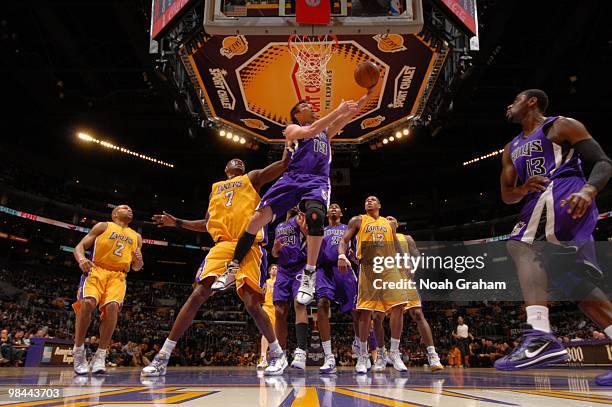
[389,136,395,142]
[233,135,239,142]
[402,128,409,136]
[395,131,401,138]
[226,132,233,139]
[219,130,226,137]
[383,138,389,144]
[240,137,246,144]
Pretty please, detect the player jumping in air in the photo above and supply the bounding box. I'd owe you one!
[215,87,376,309]
[497,89,612,373]
[142,153,290,377]
[72,205,143,375]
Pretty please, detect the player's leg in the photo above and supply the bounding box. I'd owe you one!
[408,307,443,371]
[258,335,269,369]
[91,301,120,374]
[291,299,309,370]
[495,240,567,370]
[387,304,407,372]
[72,268,103,375]
[356,309,373,373]
[274,301,289,349]
[317,296,336,373]
[372,312,387,372]
[351,310,361,357]
[296,200,327,305]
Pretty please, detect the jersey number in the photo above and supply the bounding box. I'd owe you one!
[314,139,327,155]
[526,157,546,177]
[224,190,235,207]
[372,233,384,246]
[113,242,125,257]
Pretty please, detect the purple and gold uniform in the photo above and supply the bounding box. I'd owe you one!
[257,131,331,221]
[508,116,600,273]
[316,224,358,312]
[194,174,267,299]
[396,233,421,310]
[75,221,138,310]
[272,216,306,302]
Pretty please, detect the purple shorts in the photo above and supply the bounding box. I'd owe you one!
[316,263,358,313]
[508,176,600,273]
[272,264,303,303]
[257,172,330,221]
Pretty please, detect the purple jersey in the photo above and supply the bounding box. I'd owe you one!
[319,224,348,265]
[510,116,584,197]
[274,216,306,269]
[287,131,331,177]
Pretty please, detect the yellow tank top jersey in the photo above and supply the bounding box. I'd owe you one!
[206,174,262,243]
[396,233,409,253]
[264,277,275,306]
[356,214,395,261]
[92,221,139,272]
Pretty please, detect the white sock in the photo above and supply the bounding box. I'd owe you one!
[390,338,400,352]
[322,340,332,356]
[376,347,385,356]
[161,338,177,355]
[96,348,107,355]
[426,346,437,355]
[354,335,360,345]
[305,264,316,273]
[268,339,282,354]
[526,305,550,333]
[360,341,368,356]
[605,325,612,339]
[73,344,84,352]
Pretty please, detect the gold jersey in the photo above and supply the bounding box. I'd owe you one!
[263,277,275,306]
[92,221,139,272]
[355,214,395,261]
[206,174,263,243]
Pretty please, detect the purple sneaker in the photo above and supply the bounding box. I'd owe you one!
[494,325,569,371]
[596,372,612,386]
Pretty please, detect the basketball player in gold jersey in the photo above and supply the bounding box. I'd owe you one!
[257,263,278,369]
[72,205,144,375]
[338,196,414,373]
[142,152,290,377]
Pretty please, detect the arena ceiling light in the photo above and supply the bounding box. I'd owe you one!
[77,132,174,168]
[463,148,505,166]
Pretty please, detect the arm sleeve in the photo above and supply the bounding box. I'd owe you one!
[573,138,612,191]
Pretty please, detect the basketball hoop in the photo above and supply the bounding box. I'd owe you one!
[288,34,339,88]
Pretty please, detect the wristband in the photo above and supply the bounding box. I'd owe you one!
[175,219,184,228]
[338,254,349,262]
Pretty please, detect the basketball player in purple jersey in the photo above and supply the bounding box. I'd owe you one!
[215,86,376,317]
[497,89,612,373]
[316,203,359,374]
[271,207,309,372]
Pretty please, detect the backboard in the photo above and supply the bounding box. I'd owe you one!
[204,0,423,35]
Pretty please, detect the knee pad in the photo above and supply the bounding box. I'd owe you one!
[304,200,326,236]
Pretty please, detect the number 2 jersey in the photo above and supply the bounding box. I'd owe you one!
[206,174,264,243]
[92,221,139,272]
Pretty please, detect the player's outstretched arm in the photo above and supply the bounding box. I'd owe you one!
[327,86,376,139]
[74,222,108,273]
[284,100,358,141]
[499,143,549,204]
[338,215,361,272]
[248,143,291,192]
[554,117,612,218]
[151,211,208,233]
[131,234,144,271]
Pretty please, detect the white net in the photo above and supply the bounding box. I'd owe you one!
[287,34,338,88]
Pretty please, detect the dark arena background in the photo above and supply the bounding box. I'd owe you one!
[1,0,612,406]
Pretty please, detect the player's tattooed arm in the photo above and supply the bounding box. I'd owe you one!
[500,143,549,204]
[131,234,144,271]
[338,215,361,272]
[151,211,208,233]
[249,143,291,192]
[74,222,108,273]
[284,100,358,141]
[554,117,612,218]
[327,86,377,139]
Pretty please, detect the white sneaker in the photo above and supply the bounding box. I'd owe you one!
[211,262,238,291]
[388,350,408,372]
[296,269,316,305]
[257,356,268,370]
[319,354,337,374]
[355,354,369,374]
[265,351,288,376]
[351,339,360,359]
[73,347,89,375]
[373,352,386,372]
[90,349,107,374]
[291,348,307,370]
[141,351,170,377]
[428,353,444,372]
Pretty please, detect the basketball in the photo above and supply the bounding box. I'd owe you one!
[354,61,380,88]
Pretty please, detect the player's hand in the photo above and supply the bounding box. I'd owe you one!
[560,187,595,219]
[78,258,95,274]
[273,238,282,254]
[518,175,549,195]
[338,254,350,273]
[132,249,144,271]
[152,211,177,227]
[386,216,398,233]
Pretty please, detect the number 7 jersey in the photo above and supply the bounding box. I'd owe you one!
[206,174,264,243]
